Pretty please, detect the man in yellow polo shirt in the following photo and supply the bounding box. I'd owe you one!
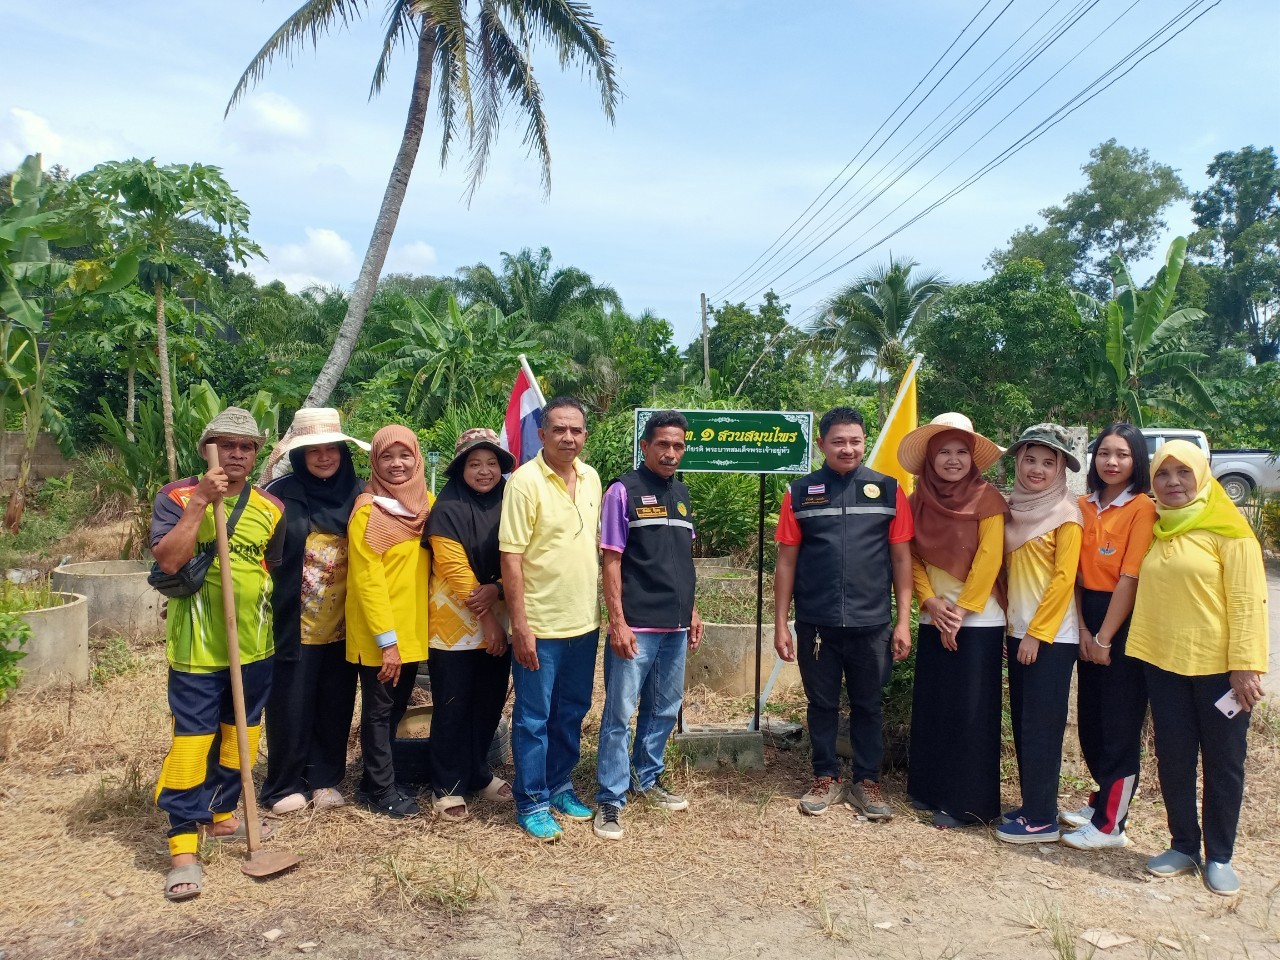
[500,396,603,841]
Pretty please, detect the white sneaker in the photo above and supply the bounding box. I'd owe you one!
[270,792,308,815]
[312,787,347,811]
[1061,822,1127,850]
[1060,804,1094,828]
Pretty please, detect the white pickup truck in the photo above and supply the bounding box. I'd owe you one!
[1139,428,1280,504]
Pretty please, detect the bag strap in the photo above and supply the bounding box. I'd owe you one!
[224,483,253,540]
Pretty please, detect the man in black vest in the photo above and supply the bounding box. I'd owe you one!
[593,410,704,840]
[774,406,915,819]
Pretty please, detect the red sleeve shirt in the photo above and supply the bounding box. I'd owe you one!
[774,484,915,546]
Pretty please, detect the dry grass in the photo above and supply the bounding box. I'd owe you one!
[0,643,1278,960]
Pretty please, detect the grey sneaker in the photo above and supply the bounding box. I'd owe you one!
[644,783,689,812]
[798,776,844,816]
[593,802,624,840]
[846,779,892,821]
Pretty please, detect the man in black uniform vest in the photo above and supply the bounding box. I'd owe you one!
[774,406,915,818]
[593,410,704,840]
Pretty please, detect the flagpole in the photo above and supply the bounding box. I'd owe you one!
[866,352,923,464]
[518,353,547,408]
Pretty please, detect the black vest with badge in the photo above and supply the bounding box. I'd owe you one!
[789,462,897,628]
[618,464,696,630]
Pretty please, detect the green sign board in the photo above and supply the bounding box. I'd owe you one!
[633,409,814,474]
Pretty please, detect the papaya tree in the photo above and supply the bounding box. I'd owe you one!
[77,160,261,479]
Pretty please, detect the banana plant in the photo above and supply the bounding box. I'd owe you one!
[1074,236,1214,426]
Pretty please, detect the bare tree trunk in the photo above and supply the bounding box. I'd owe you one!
[125,358,136,443]
[155,280,178,481]
[303,24,437,408]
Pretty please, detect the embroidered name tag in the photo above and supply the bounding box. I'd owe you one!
[640,494,658,505]
[636,505,669,518]
[801,496,829,506]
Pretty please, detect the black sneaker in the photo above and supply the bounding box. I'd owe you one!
[360,788,421,819]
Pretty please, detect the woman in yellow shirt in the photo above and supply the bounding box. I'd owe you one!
[996,423,1083,845]
[1060,423,1156,851]
[1127,440,1269,896]
[899,412,1008,829]
[424,428,515,821]
[346,424,433,818]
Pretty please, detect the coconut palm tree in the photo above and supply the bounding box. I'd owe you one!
[228,1,619,408]
[455,246,621,328]
[811,256,946,419]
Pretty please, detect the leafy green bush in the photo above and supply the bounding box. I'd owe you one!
[0,610,30,701]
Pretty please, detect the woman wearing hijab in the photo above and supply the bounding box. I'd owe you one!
[995,423,1084,845]
[424,428,516,821]
[261,409,369,815]
[346,424,433,818]
[898,413,1008,829]
[1060,423,1156,851]
[1126,440,1268,896]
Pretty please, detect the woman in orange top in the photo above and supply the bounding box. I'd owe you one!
[1060,423,1156,851]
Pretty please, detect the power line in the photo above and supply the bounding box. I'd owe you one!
[735,0,1107,305]
[780,0,1222,319]
[708,0,1005,303]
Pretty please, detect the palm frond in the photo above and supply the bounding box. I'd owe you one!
[370,0,421,97]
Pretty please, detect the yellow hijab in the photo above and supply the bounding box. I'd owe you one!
[1151,440,1254,541]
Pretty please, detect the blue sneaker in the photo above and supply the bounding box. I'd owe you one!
[550,788,593,822]
[1204,861,1240,896]
[517,810,563,842]
[995,816,1060,844]
[999,806,1022,825]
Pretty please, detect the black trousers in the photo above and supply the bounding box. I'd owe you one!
[261,642,358,806]
[356,661,420,796]
[1007,636,1077,823]
[1145,664,1250,863]
[907,624,1005,822]
[426,645,512,798]
[1076,588,1147,834]
[796,621,892,782]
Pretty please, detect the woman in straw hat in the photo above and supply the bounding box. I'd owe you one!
[898,412,1008,829]
[1059,423,1155,851]
[422,427,517,822]
[346,425,433,818]
[995,423,1083,845]
[260,408,369,816]
[1125,440,1268,896]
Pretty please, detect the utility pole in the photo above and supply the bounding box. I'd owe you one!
[700,292,710,389]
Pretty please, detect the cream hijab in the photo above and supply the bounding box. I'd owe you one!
[1005,444,1083,553]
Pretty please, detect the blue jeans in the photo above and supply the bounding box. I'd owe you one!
[511,630,599,815]
[596,630,688,808]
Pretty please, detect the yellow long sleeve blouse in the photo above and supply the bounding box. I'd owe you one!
[1127,529,1269,675]
[912,514,1006,627]
[428,535,508,651]
[345,503,430,666]
[1005,522,1083,644]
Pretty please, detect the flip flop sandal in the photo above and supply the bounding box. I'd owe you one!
[202,818,276,843]
[477,777,513,802]
[433,795,470,822]
[164,862,203,902]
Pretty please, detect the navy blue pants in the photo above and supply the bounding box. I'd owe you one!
[1007,637,1077,823]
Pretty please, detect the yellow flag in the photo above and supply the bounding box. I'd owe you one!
[866,354,921,496]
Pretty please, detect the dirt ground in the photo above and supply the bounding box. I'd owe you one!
[1,641,1278,960]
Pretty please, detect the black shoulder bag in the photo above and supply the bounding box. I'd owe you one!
[147,485,252,598]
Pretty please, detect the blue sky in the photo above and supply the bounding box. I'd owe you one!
[4,1,1278,346]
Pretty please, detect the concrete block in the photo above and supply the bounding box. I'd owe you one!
[672,724,765,770]
[17,591,89,686]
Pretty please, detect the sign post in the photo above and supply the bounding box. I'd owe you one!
[634,409,813,734]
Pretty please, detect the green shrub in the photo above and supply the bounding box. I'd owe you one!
[0,610,30,701]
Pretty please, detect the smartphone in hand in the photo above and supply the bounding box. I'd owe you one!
[1215,688,1244,719]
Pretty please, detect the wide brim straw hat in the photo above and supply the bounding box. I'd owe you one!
[1007,422,1082,473]
[445,427,515,477]
[274,407,370,458]
[896,411,1003,475]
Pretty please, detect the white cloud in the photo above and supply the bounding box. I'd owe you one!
[224,93,314,153]
[0,107,119,173]
[250,227,356,291]
[385,240,438,275]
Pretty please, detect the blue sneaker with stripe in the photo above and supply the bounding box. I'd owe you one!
[517,810,563,842]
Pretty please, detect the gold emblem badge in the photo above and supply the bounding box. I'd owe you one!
[677,501,688,516]
[863,483,881,499]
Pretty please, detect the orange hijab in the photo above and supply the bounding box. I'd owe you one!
[910,430,1009,582]
[353,425,430,553]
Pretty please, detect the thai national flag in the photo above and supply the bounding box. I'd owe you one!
[498,366,543,466]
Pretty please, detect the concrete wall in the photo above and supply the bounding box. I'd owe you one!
[686,622,802,698]
[0,431,73,482]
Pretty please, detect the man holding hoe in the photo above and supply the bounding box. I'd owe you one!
[151,408,284,900]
